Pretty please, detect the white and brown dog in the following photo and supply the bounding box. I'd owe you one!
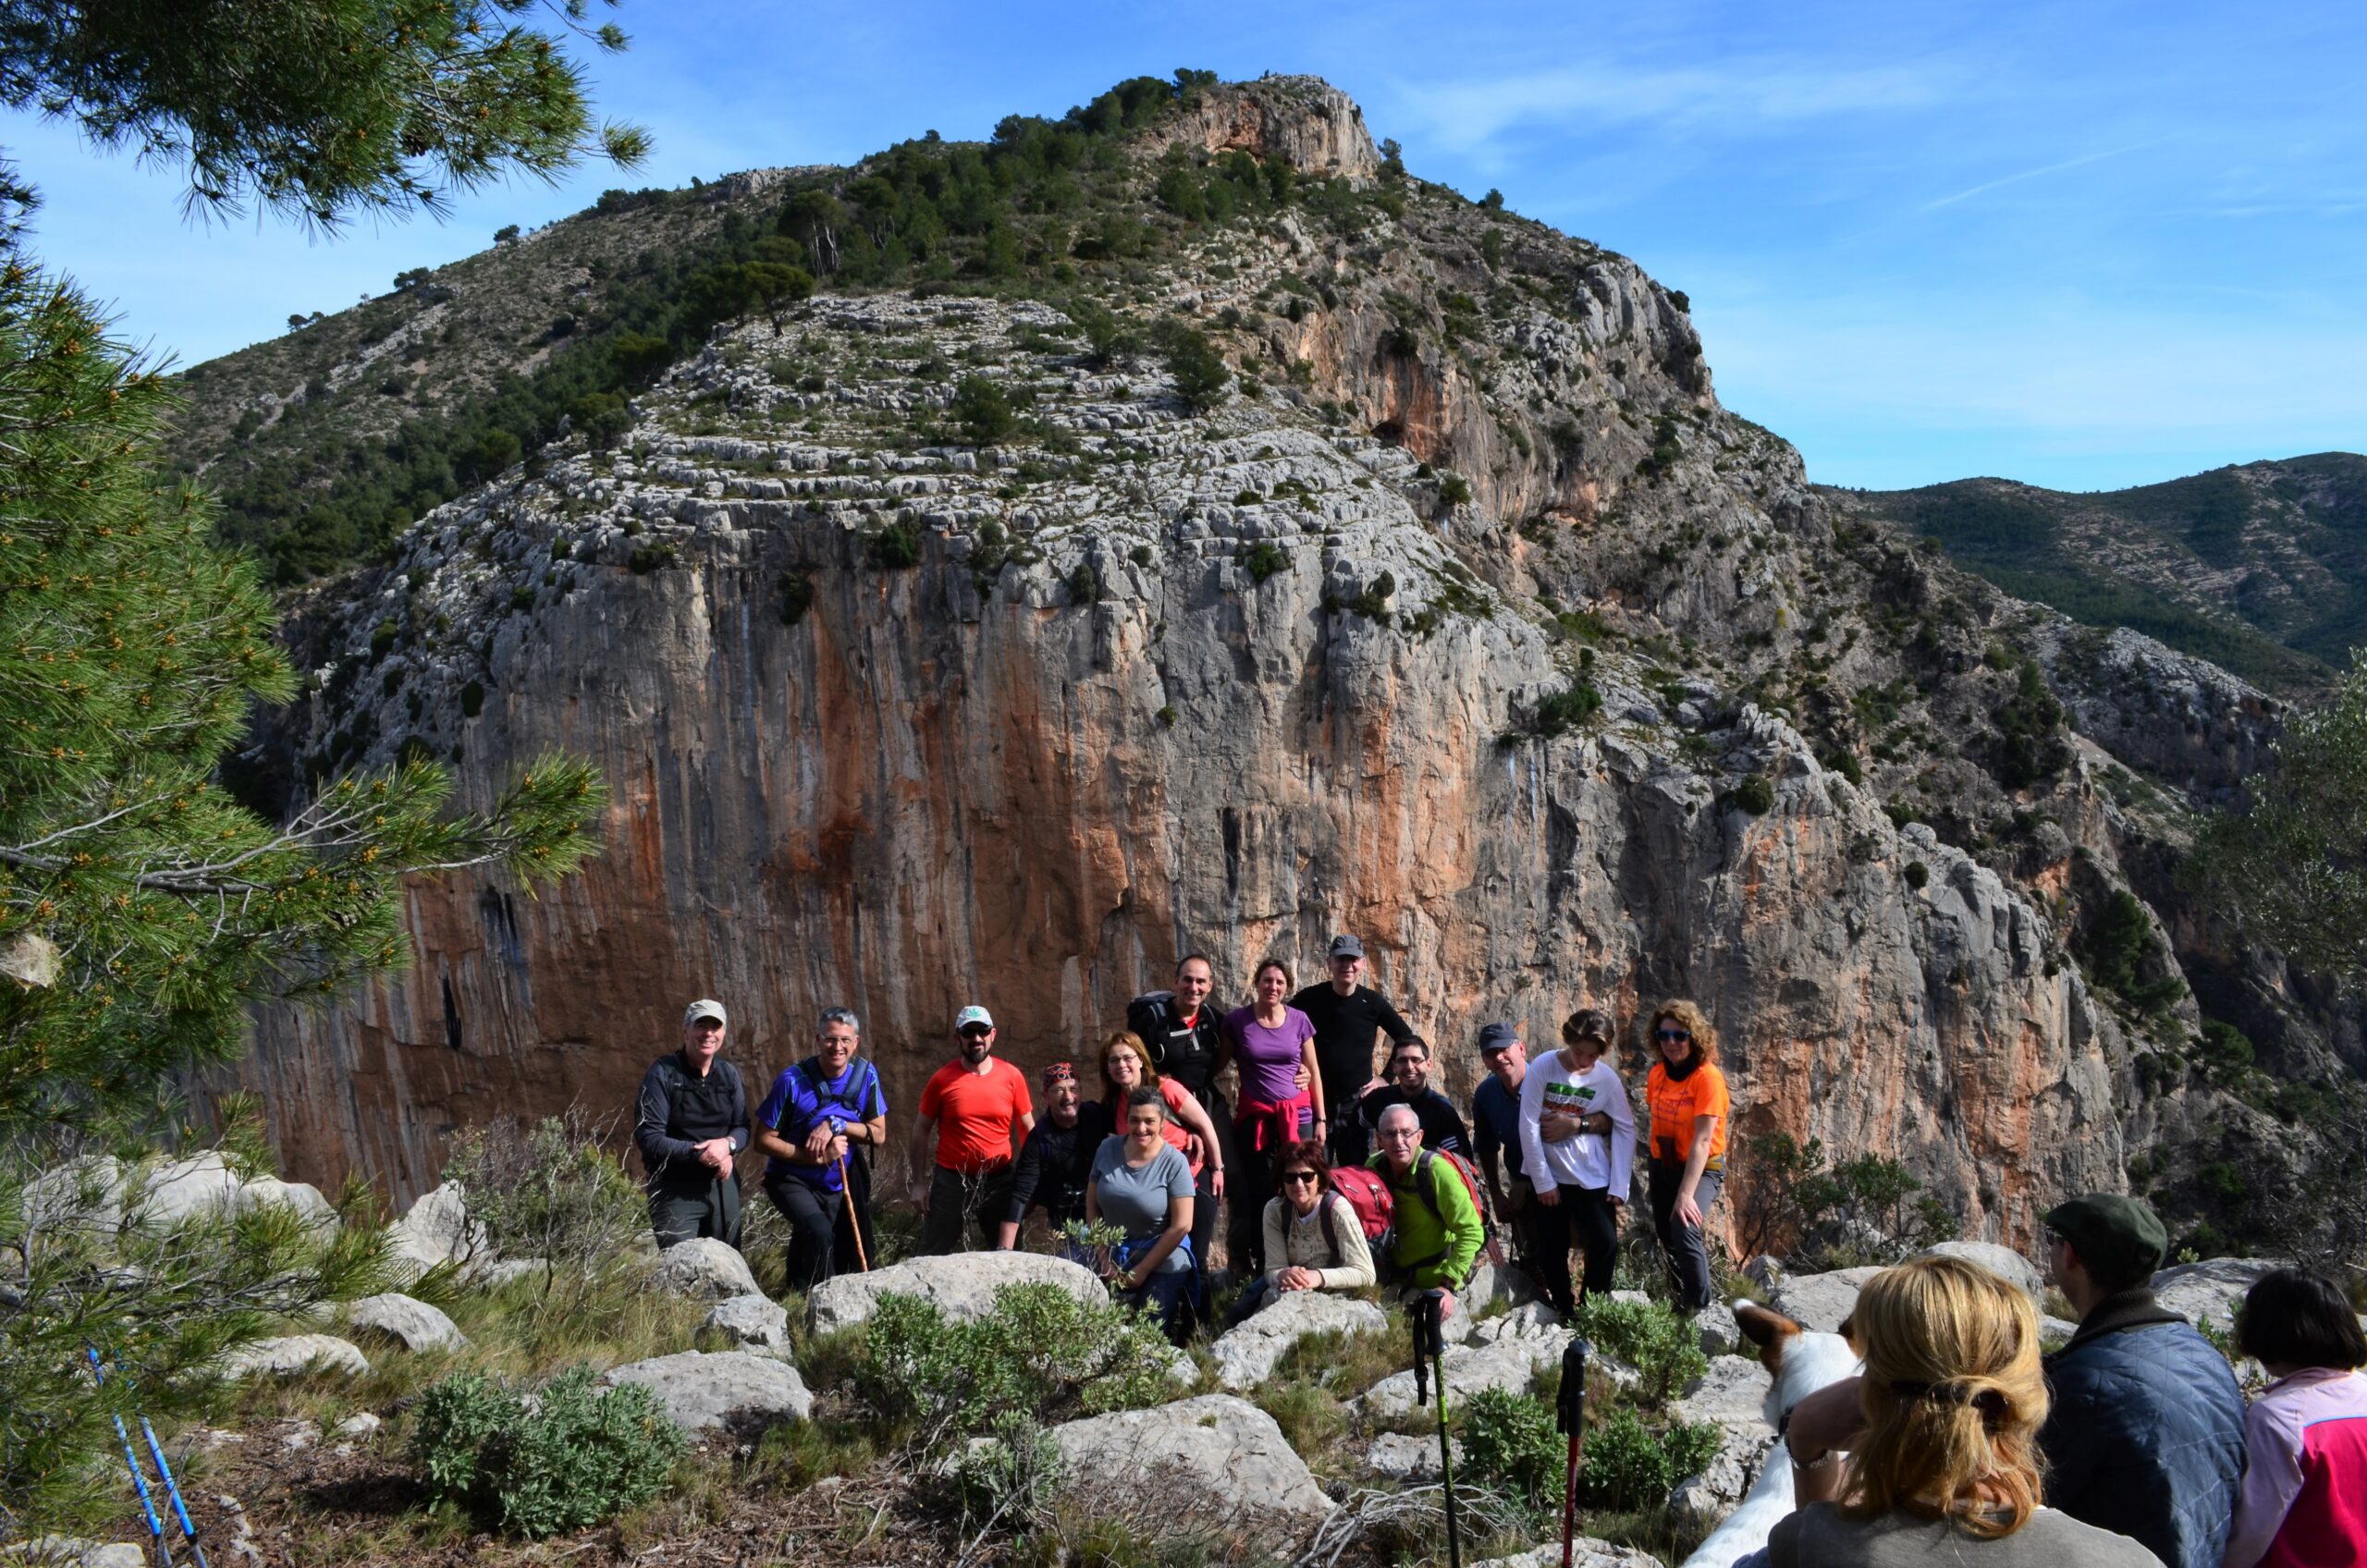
[1680,1300,1862,1568]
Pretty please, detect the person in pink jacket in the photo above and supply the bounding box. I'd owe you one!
[2224,1268,2367,1568]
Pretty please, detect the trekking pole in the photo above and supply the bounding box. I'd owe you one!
[91,1349,209,1568]
[1414,1289,1463,1568]
[88,1354,170,1568]
[836,1146,870,1272]
[1555,1336,1590,1568]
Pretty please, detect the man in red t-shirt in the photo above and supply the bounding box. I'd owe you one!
[909,1004,1036,1255]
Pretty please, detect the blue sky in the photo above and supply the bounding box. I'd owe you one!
[4,0,2361,492]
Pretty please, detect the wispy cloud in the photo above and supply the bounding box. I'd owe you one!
[1920,141,2163,210]
[1390,58,1956,152]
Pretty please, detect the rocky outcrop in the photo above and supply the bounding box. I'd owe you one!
[806,1250,1105,1331]
[599,1350,811,1434]
[1154,76,1379,180]
[216,1335,371,1380]
[1042,1394,1331,1553]
[221,79,2229,1263]
[344,1292,468,1354]
[1209,1289,1386,1389]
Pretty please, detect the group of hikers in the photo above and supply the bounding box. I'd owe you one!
[632,941,2366,1568]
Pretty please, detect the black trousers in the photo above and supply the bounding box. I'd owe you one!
[1530,1183,1621,1315]
[918,1163,1014,1256]
[648,1174,741,1250]
[764,1168,876,1292]
[1648,1158,1723,1313]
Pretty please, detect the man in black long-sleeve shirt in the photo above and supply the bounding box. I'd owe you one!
[633,998,750,1248]
[1291,934,1416,1165]
[995,1061,1111,1256]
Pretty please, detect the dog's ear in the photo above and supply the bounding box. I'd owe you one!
[1838,1312,1860,1354]
[1735,1298,1805,1368]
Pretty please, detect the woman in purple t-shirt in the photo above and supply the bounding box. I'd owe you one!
[1224,958,1323,1278]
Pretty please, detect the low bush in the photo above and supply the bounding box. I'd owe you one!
[850,1283,1174,1446]
[411,1365,685,1537]
[442,1110,645,1305]
[956,1410,1067,1532]
[1529,680,1602,739]
[1240,541,1291,584]
[1576,1407,1721,1512]
[1461,1386,1562,1511]
[1570,1296,1706,1408]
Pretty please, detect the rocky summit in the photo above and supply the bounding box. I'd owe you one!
[184,75,2351,1252]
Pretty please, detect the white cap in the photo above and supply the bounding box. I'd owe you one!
[683,998,727,1028]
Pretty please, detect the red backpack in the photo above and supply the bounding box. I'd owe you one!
[1319,1166,1396,1260]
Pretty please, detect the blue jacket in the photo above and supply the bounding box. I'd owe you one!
[2040,1290,2247,1568]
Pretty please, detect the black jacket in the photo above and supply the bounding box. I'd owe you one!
[634,1051,748,1192]
[1003,1102,1113,1229]
[1127,990,1227,1105]
[1292,983,1415,1115]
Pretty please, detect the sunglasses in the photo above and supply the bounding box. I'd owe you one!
[1656,1028,1692,1043]
[1280,1170,1319,1185]
[961,1024,994,1039]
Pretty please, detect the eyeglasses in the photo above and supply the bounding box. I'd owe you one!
[960,1024,994,1039]
[1281,1171,1319,1185]
[1655,1028,1691,1044]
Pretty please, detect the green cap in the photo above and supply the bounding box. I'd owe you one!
[2043,1194,2167,1284]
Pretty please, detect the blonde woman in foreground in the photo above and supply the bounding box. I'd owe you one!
[1768,1256,2166,1568]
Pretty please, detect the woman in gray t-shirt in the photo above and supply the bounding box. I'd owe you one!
[1086,1085,1196,1341]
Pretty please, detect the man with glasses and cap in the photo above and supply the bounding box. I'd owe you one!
[997,1060,1111,1262]
[634,997,751,1249]
[909,1004,1036,1256]
[1293,934,1417,1166]
[752,1006,887,1291]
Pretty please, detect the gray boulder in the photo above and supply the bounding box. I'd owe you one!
[807,1250,1103,1331]
[1694,1299,1741,1357]
[1768,1266,1884,1332]
[1359,1326,1570,1416]
[2152,1256,2282,1331]
[216,1334,370,1380]
[24,1157,124,1232]
[600,1350,811,1435]
[385,1183,487,1280]
[1044,1394,1331,1553]
[133,1153,245,1230]
[243,1177,339,1234]
[703,1292,792,1353]
[6,1538,149,1568]
[1209,1289,1386,1390]
[1920,1240,2044,1297]
[1668,1427,1778,1534]
[344,1292,468,1354]
[1673,1354,1775,1436]
[1363,1430,1461,1480]
[1469,1301,1564,1348]
[651,1237,759,1300]
[1471,1539,1666,1568]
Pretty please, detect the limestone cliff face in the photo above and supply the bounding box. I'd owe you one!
[225,81,2230,1248]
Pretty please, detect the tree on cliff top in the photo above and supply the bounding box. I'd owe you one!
[0,0,648,227]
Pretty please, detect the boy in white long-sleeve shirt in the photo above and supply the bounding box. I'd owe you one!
[1516,1007,1636,1315]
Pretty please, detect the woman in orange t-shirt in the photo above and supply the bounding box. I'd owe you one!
[1643,998,1729,1314]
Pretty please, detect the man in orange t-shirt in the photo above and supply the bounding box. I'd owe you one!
[909,1004,1036,1255]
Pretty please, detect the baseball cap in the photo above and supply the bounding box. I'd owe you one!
[1329,934,1366,961]
[2043,1194,2168,1283]
[954,1004,995,1032]
[1477,1021,1521,1054]
[683,998,727,1028]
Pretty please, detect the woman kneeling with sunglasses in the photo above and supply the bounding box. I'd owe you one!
[1225,1139,1376,1325]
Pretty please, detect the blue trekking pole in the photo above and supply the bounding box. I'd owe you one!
[89,1348,207,1568]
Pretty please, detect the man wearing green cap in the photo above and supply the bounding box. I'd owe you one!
[2040,1193,2245,1568]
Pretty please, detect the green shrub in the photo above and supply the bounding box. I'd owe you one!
[951,375,1019,446]
[1530,680,1601,739]
[1438,473,1474,508]
[509,584,535,612]
[1576,1407,1718,1512]
[779,571,816,626]
[1159,325,1232,411]
[1904,861,1930,890]
[1570,1296,1706,1408]
[852,1283,1173,1445]
[867,519,922,570]
[1733,772,1775,815]
[956,1410,1066,1531]
[628,542,678,574]
[1241,542,1290,584]
[1067,562,1102,604]
[411,1365,685,1538]
[1461,1387,1562,1510]
[442,1111,645,1304]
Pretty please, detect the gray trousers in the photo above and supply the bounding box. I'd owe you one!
[1647,1158,1722,1313]
[648,1174,742,1250]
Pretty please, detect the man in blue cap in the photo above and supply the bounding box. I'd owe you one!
[1468,1021,1548,1286]
[2041,1193,2245,1568]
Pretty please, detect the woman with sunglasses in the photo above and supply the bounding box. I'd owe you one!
[1644,998,1728,1313]
[1225,1139,1377,1323]
[1100,1030,1225,1268]
[1085,1084,1197,1342]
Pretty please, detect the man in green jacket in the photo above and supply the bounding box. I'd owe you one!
[1369,1102,1484,1318]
